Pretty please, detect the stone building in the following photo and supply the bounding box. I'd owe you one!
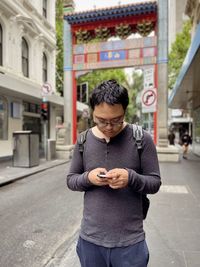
[0,0,63,159]
[168,0,188,50]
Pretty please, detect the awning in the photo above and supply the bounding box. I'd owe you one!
[0,70,88,112]
[168,23,200,109]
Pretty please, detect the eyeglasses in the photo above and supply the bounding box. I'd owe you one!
[94,116,124,128]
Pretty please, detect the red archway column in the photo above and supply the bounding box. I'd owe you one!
[154,63,158,145]
[72,70,77,144]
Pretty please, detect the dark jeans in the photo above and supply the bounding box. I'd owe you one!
[76,237,149,267]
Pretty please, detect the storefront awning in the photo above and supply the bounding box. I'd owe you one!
[168,23,200,109]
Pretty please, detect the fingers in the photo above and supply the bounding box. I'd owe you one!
[88,168,108,186]
[106,168,129,189]
[87,168,128,189]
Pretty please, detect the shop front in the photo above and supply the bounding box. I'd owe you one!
[169,23,200,156]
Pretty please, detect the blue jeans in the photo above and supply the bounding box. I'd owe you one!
[76,237,149,267]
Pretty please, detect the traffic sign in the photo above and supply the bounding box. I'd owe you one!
[143,67,154,89]
[41,83,52,96]
[141,88,157,113]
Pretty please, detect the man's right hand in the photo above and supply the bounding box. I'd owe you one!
[88,168,109,186]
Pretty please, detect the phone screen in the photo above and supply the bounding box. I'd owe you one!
[97,174,108,179]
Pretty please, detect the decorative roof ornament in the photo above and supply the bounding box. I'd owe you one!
[95,26,111,41]
[75,29,92,43]
[115,23,132,39]
[136,20,154,37]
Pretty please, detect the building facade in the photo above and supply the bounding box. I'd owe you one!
[169,0,200,156]
[168,0,194,144]
[0,0,63,159]
[168,0,188,50]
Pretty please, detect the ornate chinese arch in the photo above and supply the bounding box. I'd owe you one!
[64,1,158,144]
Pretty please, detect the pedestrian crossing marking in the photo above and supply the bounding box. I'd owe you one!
[160,185,188,194]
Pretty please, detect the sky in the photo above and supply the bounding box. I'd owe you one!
[73,0,151,12]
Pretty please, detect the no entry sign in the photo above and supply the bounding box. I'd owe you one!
[141,88,157,113]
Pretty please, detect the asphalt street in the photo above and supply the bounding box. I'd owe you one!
[1,152,200,267]
[0,163,83,267]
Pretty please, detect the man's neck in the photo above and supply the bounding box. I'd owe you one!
[92,122,127,142]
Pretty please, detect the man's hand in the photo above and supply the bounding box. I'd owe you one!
[106,168,129,189]
[88,168,109,186]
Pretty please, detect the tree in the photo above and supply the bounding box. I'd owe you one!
[126,71,143,123]
[78,68,127,95]
[77,68,143,123]
[56,0,64,95]
[168,20,192,90]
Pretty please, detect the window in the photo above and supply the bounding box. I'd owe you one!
[77,83,89,103]
[22,38,29,77]
[23,102,40,114]
[0,24,2,66]
[42,53,47,82]
[43,0,47,18]
[0,96,8,140]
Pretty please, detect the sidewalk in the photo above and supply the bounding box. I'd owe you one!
[0,158,69,186]
[146,152,200,267]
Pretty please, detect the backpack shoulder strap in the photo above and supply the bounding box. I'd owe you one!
[132,124,143,150]
[132,124,150,220]
[77,129,89,153]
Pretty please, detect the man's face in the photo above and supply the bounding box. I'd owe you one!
[93,103,125,138]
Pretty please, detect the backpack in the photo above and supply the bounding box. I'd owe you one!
[77,124,150,220]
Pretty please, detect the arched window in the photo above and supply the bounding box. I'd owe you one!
[22,37,29,77]
[43,0,47,18]
[43,52,47,82]
[0,24,2,66]
[0,96,8,140]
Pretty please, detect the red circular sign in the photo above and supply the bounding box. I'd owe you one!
[142,89,156,106]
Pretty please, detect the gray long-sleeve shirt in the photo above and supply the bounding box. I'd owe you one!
[67,124,161,248]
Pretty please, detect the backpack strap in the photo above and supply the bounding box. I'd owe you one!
[77,129,89,153]
[132,124,150,220]
[132,124,143,150]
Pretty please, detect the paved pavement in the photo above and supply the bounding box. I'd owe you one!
[1,151,200,267]
[0,158,69,186]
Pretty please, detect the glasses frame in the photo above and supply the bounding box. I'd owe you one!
[94,115,124,128]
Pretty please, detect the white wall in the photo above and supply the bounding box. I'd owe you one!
[0,0,57,158]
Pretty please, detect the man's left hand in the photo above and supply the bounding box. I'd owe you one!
[106,168,129,189]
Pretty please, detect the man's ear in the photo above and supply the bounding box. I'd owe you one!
[91,110,94,120]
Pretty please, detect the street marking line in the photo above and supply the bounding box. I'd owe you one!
[160,185,189,194]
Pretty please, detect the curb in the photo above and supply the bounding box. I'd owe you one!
[44,228,80,267]
[0,160,69,187]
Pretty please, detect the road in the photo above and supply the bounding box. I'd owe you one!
[0,163,83,267]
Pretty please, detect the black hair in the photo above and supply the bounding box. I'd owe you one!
[89,79,129,111]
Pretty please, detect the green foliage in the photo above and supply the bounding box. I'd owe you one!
[78,68,143,123]
[126,71,143,123]
[78,69,127,93]
[56,0,64,95]
[168,20,192,90]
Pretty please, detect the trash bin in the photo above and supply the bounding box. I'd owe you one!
[47,139,56,161]
[13,131,39,167]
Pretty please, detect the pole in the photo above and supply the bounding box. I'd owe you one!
[63,20,73,144]
[42,97,48,159]
[157,0,169,147]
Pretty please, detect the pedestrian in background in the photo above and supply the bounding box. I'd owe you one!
[168,130,175,145]
[66,80,161,267]
[181,131,192,159]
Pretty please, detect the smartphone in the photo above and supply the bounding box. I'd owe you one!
[97,173,108,179]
